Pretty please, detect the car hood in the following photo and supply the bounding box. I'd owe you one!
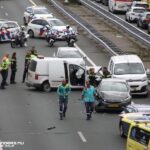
[33,14,53,18]
[100,91,129,101]
[113,74,146,82]
[52,26,67,32]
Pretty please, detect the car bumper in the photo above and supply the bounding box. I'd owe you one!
[26,81,41,88]
[128,81,148,95]
[95,99,131,111]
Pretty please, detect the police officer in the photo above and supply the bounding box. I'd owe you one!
[81,80,96,120]
[2,53,10,86]
[10,52,17,84]
[22,50,31,83]
[0,58,10,89]
[57,80,71,120]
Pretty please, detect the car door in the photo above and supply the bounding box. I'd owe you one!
[69,64,85,87]
[48,60,66,87]
[127,127,149,150]
[30,19,43,37]
[7,22,20,36]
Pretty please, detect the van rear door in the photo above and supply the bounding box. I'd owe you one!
[48,60,65,87]
[28,60,37,82]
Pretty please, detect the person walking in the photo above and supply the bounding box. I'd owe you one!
[10,52,17,84]
[81,80,96,120]
[57,80,71,120]
[22,50,31,83]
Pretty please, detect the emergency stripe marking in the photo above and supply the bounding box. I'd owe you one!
[77,131,87,143]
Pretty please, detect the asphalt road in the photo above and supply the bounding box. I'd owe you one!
[0,0,150,150]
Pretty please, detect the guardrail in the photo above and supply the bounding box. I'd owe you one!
[49,0,127,55]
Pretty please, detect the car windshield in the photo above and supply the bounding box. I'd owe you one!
[48,19,65,26]
[34,8,49,14]
[100,81,128,92]
[114,63,145,75]
[58,50,82,58]
[135,4,149,8]
[133,8,145,13]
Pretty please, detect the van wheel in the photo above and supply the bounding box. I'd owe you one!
[42,81,51,92]
[120,123,125,137]
[28,30,34,38]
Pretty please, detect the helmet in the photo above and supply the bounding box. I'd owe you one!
[21,26,25,31]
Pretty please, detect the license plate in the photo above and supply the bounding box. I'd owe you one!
[109,104,119,108]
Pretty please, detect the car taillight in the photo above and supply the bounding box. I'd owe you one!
[35,74,39,80]
[143,18,150,22]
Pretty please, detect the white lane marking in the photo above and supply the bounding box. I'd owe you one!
[29,0,37,6]
[77,131,87,143]
[0,6,4,9]
[74,43,96,67]
[5,13,8,16]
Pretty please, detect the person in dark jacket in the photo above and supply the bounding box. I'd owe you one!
[22,50,31,83]
[10,52,17,84]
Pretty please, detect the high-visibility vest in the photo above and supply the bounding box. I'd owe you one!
[1,60,8,70]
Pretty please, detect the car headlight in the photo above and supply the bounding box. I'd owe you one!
[141,77,147,82]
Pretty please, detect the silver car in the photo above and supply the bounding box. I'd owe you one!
[95,78,131,112]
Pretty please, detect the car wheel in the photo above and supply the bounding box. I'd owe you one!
[42,81,51,92]
[28,30,34,38]
[148,28,150,34]
[128,17,132,23]
[137,21,140,27]
[120,123,125,137]
[125,15,128,22]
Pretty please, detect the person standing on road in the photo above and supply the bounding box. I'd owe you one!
[0,54,10,89]
[57,80,71,120]
[10,52,17,84]
[100,66,111,78]
[81,80,96,120]
[22,50,31,83]
[2,53,10,86]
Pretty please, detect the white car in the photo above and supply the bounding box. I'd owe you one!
[27,18,66,38]
[125,7,146,22]
[0,20,20,42]
[23,6,53,25]
[53,47,86,66]
[130,1,149,9]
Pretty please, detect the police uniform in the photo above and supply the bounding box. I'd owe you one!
[0,59,9,89]
[10,55,17,84]
[22,54,31,83]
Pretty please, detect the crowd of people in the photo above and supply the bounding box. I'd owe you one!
[0,46,38,89]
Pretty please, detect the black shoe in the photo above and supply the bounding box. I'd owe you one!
[10,81,16,84]
[63,113,66,118]
[86,115,90,120]
[60,114,63,120]
[5,83,9,86]
[0,86,6,89]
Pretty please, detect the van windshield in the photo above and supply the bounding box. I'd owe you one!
[114,63,145,75]
[29,60,37,72]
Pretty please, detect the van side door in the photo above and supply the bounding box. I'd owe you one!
[127,126,149,150]
[68,64,85,87]
[48,60,66,87]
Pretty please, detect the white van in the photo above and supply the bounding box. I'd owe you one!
[108,0,132,13]
[26,57,86,92]
[108,55,148,95]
